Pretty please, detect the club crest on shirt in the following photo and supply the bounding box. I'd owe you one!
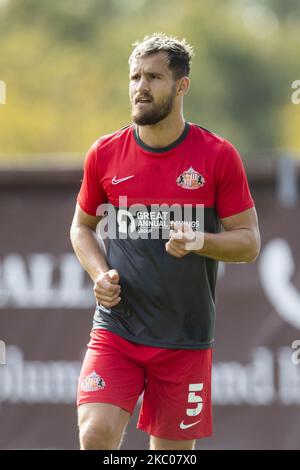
[80,371,106,392]
[176,167,205,190]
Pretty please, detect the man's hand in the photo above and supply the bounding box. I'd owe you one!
[93,269,121,308]
[165,221,204,258]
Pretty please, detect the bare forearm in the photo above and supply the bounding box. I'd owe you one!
[70,224,109,282]
[195,228,260,263]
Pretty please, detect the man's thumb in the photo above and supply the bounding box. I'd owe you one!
[107,269,119,283]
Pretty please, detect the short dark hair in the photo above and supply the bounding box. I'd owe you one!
[129,33,194,80]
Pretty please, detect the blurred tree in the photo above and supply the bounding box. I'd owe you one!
[262,0,300,20]
[0,0,299,164]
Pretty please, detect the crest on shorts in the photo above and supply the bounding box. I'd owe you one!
[176,167,205,190]
[80,371,106,392]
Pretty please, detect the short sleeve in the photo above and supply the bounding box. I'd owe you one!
[215,140,255,219]
[77,141,108,216]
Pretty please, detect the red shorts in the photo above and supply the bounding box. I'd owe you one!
[77,329,213,440]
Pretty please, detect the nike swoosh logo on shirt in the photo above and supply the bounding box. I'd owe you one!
[179,420,201,430]
[112,175,135,185]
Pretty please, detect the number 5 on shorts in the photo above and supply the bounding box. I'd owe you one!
[186,383,203,417]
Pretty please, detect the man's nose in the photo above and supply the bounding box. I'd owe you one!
[136,75,149,92]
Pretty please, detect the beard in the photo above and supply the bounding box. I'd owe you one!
[131,85,176,126]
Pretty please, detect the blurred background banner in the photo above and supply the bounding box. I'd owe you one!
[0,0,300,450]
[0,164,299,450]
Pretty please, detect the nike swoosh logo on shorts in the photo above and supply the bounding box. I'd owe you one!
[112,175,135,185]
[179,419,201,430]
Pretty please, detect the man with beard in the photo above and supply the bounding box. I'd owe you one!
[71,33,260,450]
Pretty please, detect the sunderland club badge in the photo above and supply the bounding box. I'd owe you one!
[176,167,205,190]
[80,371,106,392]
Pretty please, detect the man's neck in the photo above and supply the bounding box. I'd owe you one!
[137,115,186,149]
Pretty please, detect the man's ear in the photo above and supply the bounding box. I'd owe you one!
[177,77,190,96]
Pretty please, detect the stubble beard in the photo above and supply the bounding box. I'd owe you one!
[131,86,176,126]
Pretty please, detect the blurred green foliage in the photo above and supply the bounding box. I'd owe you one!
[0,0,299,164]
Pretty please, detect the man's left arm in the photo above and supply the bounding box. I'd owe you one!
[196,207,260,262]
[165,207,261,263]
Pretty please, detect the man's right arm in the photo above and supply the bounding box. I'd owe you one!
[70,203,121,308]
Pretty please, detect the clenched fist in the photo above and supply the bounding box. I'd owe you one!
[165,221,204,258]
[93,269,121,308]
